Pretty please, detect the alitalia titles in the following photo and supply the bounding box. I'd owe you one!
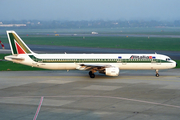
[130,55,155,59]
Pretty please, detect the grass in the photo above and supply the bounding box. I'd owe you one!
[1,33,180,51]
[175,60,180,68]
[17,36,180,51]
[0,54,45,71]
[0,61,46,71]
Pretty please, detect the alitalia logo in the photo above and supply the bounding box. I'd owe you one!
[9,33,31,54]
[130,55,155,59]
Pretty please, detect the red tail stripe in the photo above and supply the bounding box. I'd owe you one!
[15,42,26,54]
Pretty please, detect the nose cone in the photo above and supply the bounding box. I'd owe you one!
[171,60,177,68]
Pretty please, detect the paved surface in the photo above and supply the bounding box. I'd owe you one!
[0,69,180,120]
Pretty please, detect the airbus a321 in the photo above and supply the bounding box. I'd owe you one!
[5,31,177,78]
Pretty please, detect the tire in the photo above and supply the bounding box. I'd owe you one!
[156,73,159,77]
[89,71,95,78]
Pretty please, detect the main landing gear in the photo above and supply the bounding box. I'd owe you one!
[155,70,159,77]
[89,71,95,78]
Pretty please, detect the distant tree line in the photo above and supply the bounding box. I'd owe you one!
[1,20,180,29]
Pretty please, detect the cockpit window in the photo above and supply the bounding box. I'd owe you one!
[166,58,171,61]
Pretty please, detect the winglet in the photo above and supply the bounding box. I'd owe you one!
[6,31,33,55]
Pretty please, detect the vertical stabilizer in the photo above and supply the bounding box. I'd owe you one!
[7,31,33,55]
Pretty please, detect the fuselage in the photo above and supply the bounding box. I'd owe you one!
[5,53,176,70]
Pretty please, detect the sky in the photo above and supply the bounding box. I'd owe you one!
[0,0,180,21]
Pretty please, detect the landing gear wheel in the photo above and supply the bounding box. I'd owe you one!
[156,73,159,77]
[89,71,95,78]
[155,70,159,77]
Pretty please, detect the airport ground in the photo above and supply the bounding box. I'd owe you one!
[0,69,180,120]
[0,31,180,119]
[0,46,180,120]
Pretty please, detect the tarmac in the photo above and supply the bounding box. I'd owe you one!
[0,69,180,120]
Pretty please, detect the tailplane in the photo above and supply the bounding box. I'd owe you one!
[7,31,33,55]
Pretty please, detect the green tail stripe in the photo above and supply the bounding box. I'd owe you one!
[9,33,31,54]
[9,33,17,54]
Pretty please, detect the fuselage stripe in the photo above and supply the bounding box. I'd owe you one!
[28,55,171,63]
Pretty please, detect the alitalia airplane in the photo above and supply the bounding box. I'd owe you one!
[5,31,177,78]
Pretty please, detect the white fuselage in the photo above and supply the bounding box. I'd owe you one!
[5,53,176,70]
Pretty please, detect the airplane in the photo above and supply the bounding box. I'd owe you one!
[5,31,177,78]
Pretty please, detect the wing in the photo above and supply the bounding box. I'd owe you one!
[76,63,112,71]
[76,63,120,77]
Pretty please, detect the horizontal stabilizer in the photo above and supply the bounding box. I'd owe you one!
[5,55,24,62]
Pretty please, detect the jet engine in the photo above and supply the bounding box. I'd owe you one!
[105,67,119,76]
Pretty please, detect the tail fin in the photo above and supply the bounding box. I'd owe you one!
[7,31,33,55]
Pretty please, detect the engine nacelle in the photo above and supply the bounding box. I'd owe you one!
[105,67,119,76]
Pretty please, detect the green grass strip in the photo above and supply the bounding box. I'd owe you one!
[0,54,45,71]
[0,61,45,71]
[1,36,180,51]
[23,36,180,51]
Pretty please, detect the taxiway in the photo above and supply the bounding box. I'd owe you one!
[0,69,180,120]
